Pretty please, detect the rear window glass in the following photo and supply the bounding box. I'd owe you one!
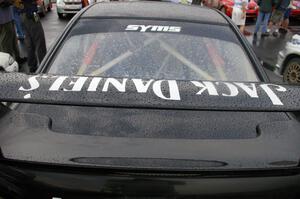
[48,19,258,81]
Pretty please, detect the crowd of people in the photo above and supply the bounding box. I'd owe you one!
[0,0,46,73]
[231,0,294,37]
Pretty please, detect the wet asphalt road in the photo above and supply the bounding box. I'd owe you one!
[35,5,300,83]
[244,18,300,82]
[42,7,69,48]
[245,18,300,66]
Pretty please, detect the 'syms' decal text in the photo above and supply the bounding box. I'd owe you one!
[125,25,181,33]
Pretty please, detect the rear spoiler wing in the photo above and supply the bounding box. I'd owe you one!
[0,73,300,170]
[0,73,299,111]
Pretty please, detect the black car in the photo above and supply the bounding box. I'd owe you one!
[0,2,300,199]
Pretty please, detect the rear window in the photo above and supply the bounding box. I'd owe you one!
[48,19,258,81]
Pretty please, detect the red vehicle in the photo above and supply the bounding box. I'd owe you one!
[291,0,300,17]
[204,0,259,18]
[219,0,258,18]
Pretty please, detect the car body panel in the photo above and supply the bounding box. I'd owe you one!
[84,1,228,24]
[0,161,300,198]
[276,34,300,74]
[291,8,300,17]
[0,2,299,198]
[0,107,299,168]
[57,0,83,15]
[291,0,300,17]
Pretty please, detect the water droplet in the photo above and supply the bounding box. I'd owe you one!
[24,94,31,99]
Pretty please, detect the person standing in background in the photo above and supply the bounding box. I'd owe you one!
[0,0,25,64]
[20,0,47,72]
[267,0,291,37]
[231,0,248,35]
[280,0,294,33]
[13,0,25,40]
[254,0,275,37]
